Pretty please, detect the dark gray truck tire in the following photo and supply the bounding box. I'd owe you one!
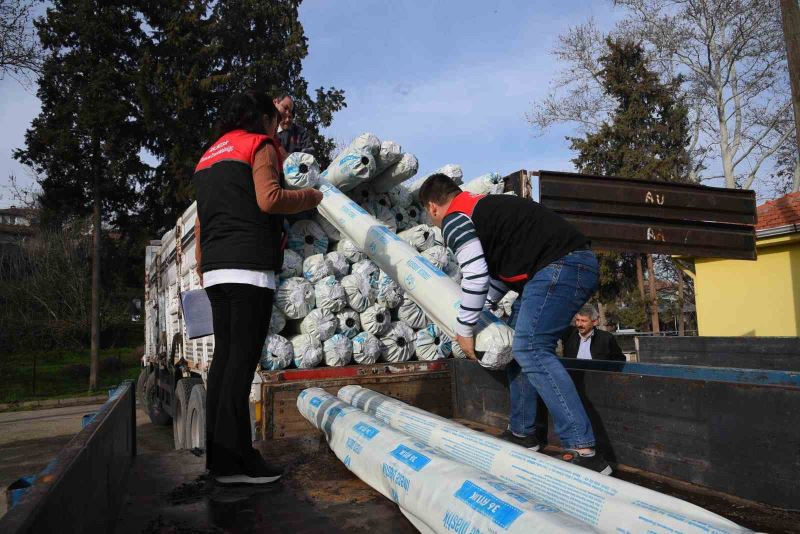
[186,383,207,450]
[173,377,203,450]
[144,371,172,426]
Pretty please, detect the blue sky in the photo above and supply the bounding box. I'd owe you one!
[0,0,622,208]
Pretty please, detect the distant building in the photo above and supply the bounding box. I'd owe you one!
[693,192,800,336]
[0,207,37,246]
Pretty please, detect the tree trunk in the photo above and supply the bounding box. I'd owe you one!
[635,254,647,329]
[677,269,685,336]
[781,0,800,193]
[646,254,660,334]
[597,301,608,331]
[89,170,101,391]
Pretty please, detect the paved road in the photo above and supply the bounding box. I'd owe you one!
[0,403,105,518]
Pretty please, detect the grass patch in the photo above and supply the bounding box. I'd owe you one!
[0,346,143,404]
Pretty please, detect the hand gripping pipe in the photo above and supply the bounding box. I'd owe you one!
[297,388,598,534]
[317,180,513,369]
[338,386,753,534]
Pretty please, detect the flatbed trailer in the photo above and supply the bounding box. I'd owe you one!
[116,358,800,534]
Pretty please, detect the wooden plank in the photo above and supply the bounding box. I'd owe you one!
[451,359,800,509]
[636,336,800,371]
[262,372,452,440]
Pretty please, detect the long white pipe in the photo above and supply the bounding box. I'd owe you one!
[317,179,513,369]
[297,387,598,534]
[338,386,752,534]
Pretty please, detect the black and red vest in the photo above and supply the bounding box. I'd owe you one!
[194,130,285,273]
[445,192,588,291]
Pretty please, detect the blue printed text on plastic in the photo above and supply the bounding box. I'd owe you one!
[454,480,523,529]
[353,422,380,440]
[416,255,447,277]
[309,396,322,407]
[390,444,431,472]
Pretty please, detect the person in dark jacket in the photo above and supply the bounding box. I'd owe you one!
[194,90,322,485]
[273,93,314,156]
[561,304,626,361]
[419,173,611,475]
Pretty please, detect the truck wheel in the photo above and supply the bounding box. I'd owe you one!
[173,378,202,450]
[136,367,148,409]
[186,383,207,450]
[144,372,172,426]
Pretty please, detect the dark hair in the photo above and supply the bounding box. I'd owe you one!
[214,89,279,137]
[418,173,462,206]
[273,92,292,102]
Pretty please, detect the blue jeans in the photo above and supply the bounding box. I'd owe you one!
[506,249,598,449]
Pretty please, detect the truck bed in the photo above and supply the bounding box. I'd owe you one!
[116,410,800,534]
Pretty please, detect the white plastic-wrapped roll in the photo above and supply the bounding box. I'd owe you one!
[288,220,329,258]
[324,251,349,279]
[351,331,381,364]
[323,333,353,367]
[313,275,347,313]
[336,239,364,264]
[280,249,304,279]
[268,305,286,334]
[407,163,464,200]
[317,180,514,369]
[315,212,341,242]
[351,259,380,289]
[392,206,414,231]
[341,272,375,312]
[298,389,597,534]
[421,245,449,270]
[336,308,362,338]
[397,224,436,252]
[370,152,419,192]
[260,334,294,371]
[375,271,403,309]
[463,172,504,195]
[339,386,754,534]
[397,295,428,330]
[451,341,468,359]
[300,308,338,341]
[388,185,412,209]
[350,184,375,206]
[415,324,453,360]
[360,304,391,337]
[275,277,315,319]
[405,204,422,226]
[346,132,381,156]
[378,321,415,362]
[291,334,323,369]
[302,253,332,283]
[283,152,320,189]
[444,259,462,284]
[366,203,397,233]
[321,149,376,192]
[374,140,402,174]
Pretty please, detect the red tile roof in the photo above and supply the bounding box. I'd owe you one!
[756,192,800,231]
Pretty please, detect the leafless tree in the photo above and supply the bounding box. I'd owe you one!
[0,0,41,82]
[529,0,796,190]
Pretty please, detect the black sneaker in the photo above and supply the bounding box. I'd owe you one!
[560,449,612,475]
[498,430,540,451]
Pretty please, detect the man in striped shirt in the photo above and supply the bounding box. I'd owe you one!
[419,173,611,475]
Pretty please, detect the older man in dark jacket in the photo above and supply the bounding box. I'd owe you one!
[273,93,314,156]
[561,304,626,361]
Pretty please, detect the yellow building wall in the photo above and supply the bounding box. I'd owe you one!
[694,234,800,336]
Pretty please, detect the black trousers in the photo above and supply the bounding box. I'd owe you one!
[205,283,273,475]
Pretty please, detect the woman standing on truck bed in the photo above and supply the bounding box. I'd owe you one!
[193,90,322,485]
